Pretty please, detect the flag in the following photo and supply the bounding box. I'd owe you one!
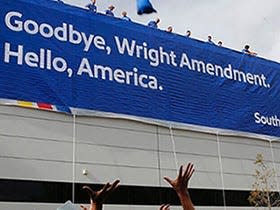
[137,0,156,15]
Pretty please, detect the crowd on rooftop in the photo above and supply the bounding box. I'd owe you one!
[56,0,258,56]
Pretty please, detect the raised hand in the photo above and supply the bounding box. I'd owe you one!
[164,163,194,195]
[81,179,120,210]
[159,204,170,210]
[164,163,195,210]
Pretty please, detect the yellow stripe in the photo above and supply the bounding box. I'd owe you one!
[17,100,34,108]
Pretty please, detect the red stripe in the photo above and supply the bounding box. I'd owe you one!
[37,103,53,110]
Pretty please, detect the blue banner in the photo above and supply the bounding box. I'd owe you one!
[1,0,280,137]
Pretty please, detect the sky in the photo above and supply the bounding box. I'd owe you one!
[63,0,280,63]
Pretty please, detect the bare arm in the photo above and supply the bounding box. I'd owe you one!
[81,179,120,210]
[164,163,195,210]
[250,51,257,56]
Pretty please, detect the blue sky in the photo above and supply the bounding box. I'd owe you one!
[63,0,280,62]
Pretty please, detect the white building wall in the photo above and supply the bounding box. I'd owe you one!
[0,104,279,209]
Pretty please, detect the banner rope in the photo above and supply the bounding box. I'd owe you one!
[72,114,76,203]
[216,132,227,210]
[169,125,179,170]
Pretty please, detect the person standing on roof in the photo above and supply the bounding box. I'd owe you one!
[121,11,131,21]
[147,18,160,28]
[207,35,215,44]
[242,45,257,56]
[86,0,97,13]
[166,26,173,33]
[105,5,115,17]
[186,30,191,38]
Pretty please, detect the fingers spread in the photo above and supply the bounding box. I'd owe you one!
[99,182,110,197]
[82,186,95,194]
[163,176,173,186]
[183,163,194,180]
[159,204,170,210]
[188,167,195,180]
[82,186,96,200]
[178,165,183,179]
[107,179,120,193]
[80,205,88,210]
[164,204,170,210]
[102,182,110,191]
